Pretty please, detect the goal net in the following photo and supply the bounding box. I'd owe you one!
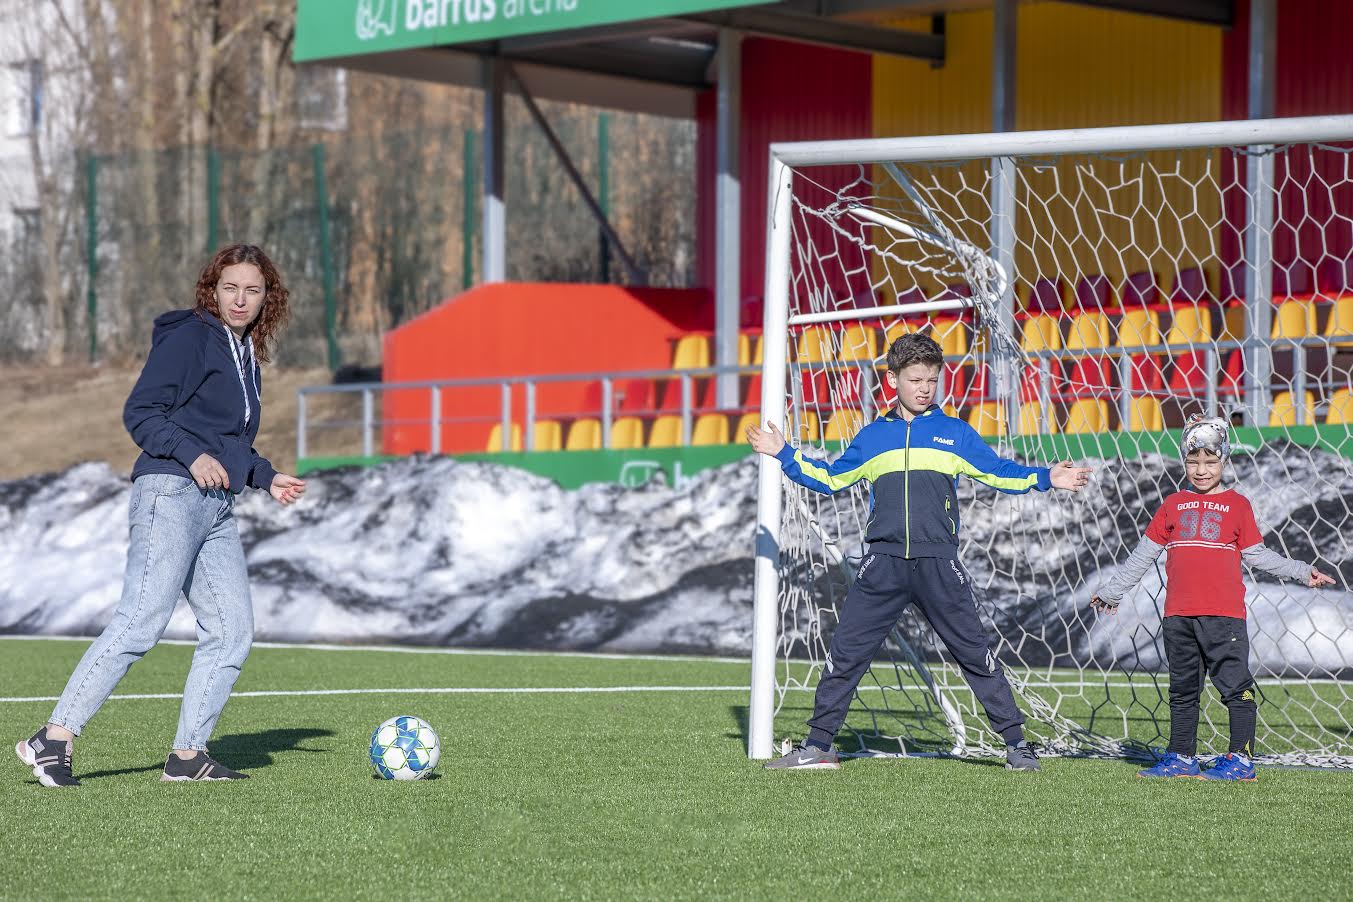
[749,117,1353,768]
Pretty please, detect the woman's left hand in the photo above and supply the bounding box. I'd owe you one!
[270,473,307,505]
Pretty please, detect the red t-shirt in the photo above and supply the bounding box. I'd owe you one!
[1145,489,1264,618]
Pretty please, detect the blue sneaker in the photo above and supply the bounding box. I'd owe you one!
[1136,752,1202,778]
[1200,752,1257,782]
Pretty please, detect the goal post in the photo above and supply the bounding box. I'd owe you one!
[749,115,1353,764]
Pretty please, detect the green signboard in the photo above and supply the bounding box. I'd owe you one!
[296,0,768,63]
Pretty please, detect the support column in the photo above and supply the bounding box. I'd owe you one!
[991,0,1018,433]
[1244,0,1275,427]
[482,56,506,283]
[715,29,742,409]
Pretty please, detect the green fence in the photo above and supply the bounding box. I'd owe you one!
[0,101,695,366]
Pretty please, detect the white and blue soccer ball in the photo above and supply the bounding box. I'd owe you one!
[369,715,441,781]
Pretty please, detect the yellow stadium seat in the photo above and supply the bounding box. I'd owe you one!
[751,333,764,365]
[692,414,730,446]
[486,423,521,452]
[1065,399,1109,434]
[884,319,920,347]
[672,334,710,370]
[1219,303,1247,344]
[1326,388,1353,424]
[610,417,645,449]
[823,410,865,442]
[1021,315,1061,354]
[565,419,601,450]
[735,413,763,441]
[797,326,834,363]
[839,324,879,361]
[1324,296,1353,347]
[648,415,684,448]
[1164,306,1212,347]
[1117,308,1161,349]
[794,410,820,443]
[930,318,969,357]
[532,420,563,451]
[1123,396,1164,432]
[738,333,752,367]
[1269,391,1317,427]
[1066,312,1111,351]
[968,402,1005,437]
[1271,299,1317,340]
[1018,401,1057,435]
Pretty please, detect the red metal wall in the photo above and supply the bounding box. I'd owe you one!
[696,37,874,316]
[1222,0,1353,286]
[382,283,712,454]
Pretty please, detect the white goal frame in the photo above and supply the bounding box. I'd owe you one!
[749,114,1353,759]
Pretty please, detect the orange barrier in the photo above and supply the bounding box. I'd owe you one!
[382,283,712,454]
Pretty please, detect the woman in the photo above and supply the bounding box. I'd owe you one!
[16,243,306,786]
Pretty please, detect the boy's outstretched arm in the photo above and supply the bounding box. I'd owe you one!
[953,423,1092,494]
[1241,544,1337,588]
[745,420,869,495]
[1089,535,1165,615]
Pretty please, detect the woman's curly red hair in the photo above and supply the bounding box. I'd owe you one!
[193,243,290,363]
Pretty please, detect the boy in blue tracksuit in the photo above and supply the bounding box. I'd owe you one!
[748,332,1092,770]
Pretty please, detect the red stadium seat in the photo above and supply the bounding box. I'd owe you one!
[1128,354,1165,394]
[1074,274,1114,311]
[1218,349,1245,397]
[1121,270,1162,310]
[1064,357,1112,399]
[1171,267,1211,304]
[1025,277,1066,314]
[1168,350,1207,396]
[1317,257,1353,299]
[617,379,656,415]
[742,373,762,411]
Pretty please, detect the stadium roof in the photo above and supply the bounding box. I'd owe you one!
[296,1,1234,117]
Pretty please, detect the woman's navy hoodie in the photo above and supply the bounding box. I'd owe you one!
[124,309,276,494]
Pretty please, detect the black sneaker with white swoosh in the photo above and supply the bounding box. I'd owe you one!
[764,742,841,770]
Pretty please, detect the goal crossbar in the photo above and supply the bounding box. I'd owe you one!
[769,114,1353,168]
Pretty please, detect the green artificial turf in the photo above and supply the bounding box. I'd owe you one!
[1,637,1350,901]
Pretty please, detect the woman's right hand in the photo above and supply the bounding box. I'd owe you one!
[189,453,229,491]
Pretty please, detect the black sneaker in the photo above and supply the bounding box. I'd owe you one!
[15,728,80,787]
[764,742,841,770]
[1006,742,1042,772]
[161,752,249,782]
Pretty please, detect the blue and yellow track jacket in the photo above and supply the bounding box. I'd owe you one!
[773,405,1051,559]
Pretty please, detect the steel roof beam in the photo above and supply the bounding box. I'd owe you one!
[681,8,943,60]
[1062,0,1233,27]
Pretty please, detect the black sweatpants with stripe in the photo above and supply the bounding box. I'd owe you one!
[805,552,1026,750]
[1162,614,1257,756]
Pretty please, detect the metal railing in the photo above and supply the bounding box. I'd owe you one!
[296,363,763,460]
[296,332,1346,460]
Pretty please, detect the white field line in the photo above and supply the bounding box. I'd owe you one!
[5,678,1348,705]
[5,638,1347,688]
[0,635,752,666]
[0,685,770,704]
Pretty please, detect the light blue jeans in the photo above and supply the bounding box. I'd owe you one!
[50,474,254,751]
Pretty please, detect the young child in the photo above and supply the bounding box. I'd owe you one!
[747,332,1092,770]
[1091,415,1335,781]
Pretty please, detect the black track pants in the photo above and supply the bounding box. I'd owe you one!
[1162,615,1257,756]
[805,552,1026,749]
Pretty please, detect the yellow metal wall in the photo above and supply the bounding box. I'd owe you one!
[870,4,1223,305]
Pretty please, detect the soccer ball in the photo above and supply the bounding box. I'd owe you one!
[368,715,441,781]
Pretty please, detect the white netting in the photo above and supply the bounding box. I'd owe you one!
[769,138,1353,767]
